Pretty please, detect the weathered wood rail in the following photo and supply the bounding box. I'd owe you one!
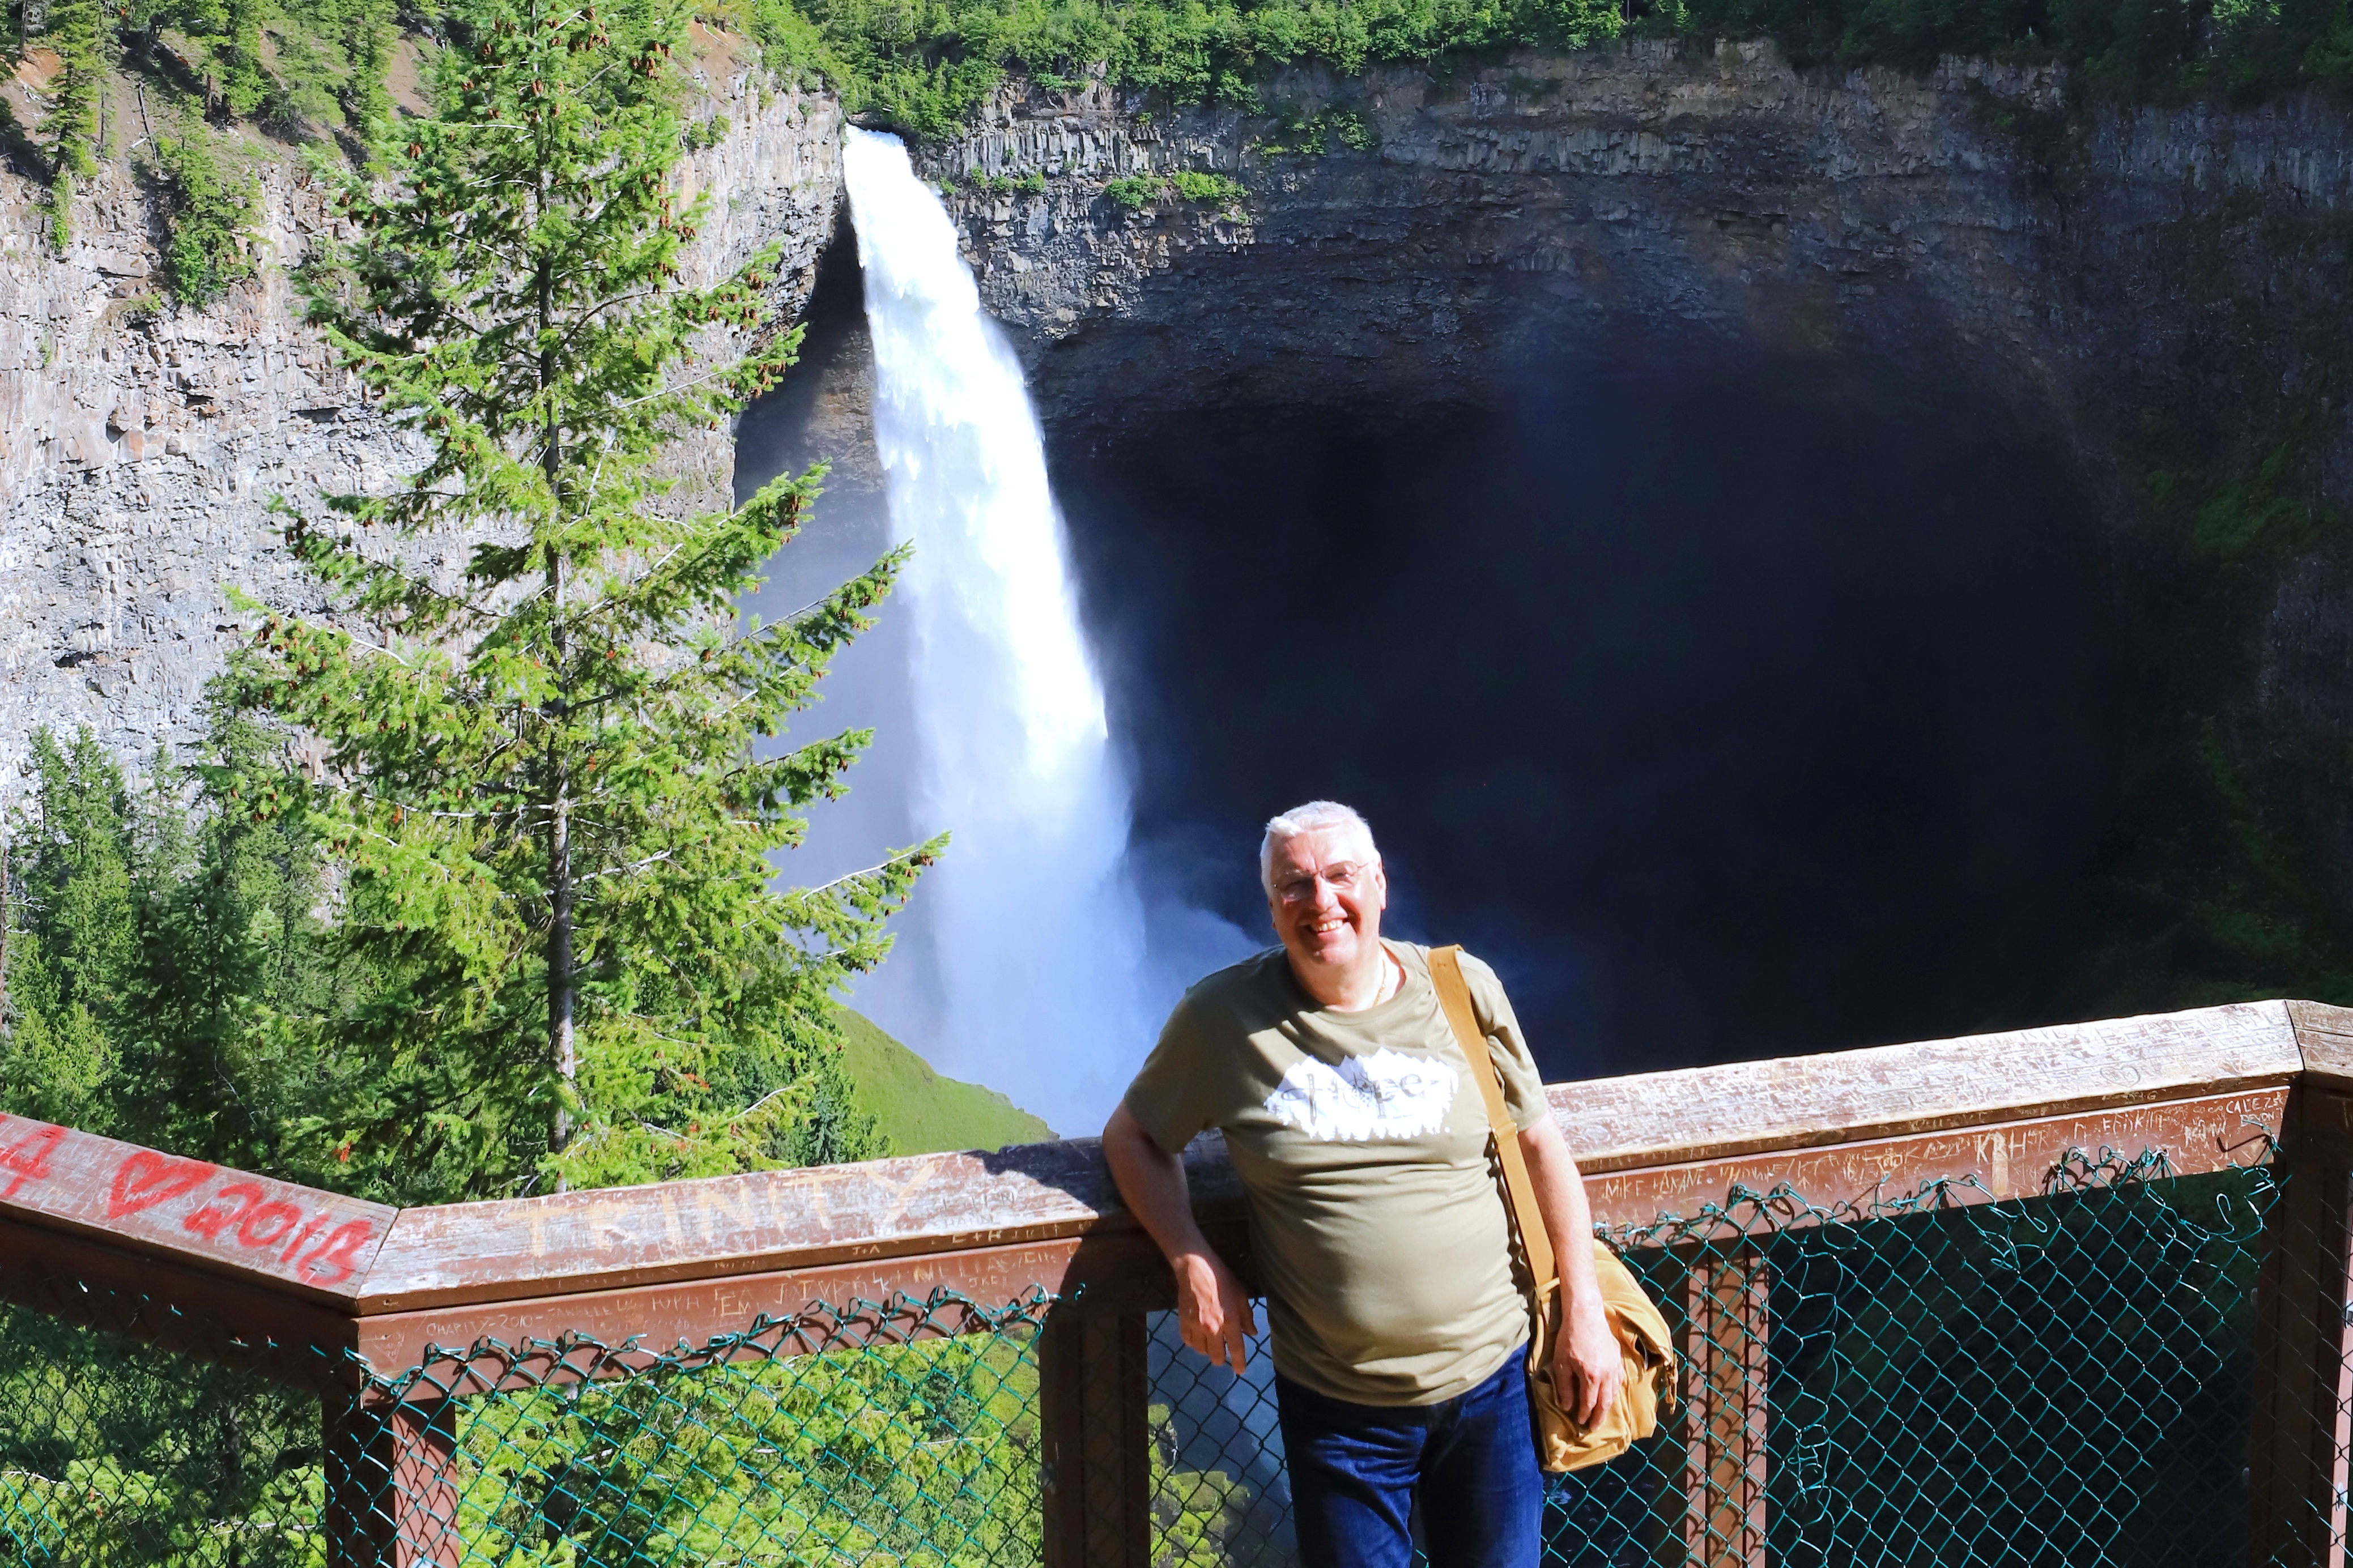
[3,996,2351,1567]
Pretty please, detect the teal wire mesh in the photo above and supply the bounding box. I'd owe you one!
[1141,1141,2297,1568]
[1568,1147,2279,1568]
[0,1135,2332,1568]
[341,1291,1054,1568]
[0,1296,325,1568]
[0,1286,1053,1568]
[1144,1313,1288,1565]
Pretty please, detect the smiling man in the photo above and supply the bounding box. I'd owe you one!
[1101,800,1623,1567]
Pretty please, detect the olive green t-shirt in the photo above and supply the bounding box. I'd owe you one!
[1122,941,1548,1407]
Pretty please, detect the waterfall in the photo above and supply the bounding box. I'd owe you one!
[840,129,1241,1136]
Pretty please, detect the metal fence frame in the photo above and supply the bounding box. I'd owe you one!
[3,996,2352,1567]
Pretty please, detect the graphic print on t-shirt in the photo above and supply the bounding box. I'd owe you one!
[1262,1048,1462,1142]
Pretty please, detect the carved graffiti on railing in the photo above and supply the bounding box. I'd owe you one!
[1580,1087,2291,1236]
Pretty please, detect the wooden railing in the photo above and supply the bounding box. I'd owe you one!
[3,996,2351,1566]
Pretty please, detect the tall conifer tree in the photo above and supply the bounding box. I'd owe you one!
[224,0,927,1198]
[41,0,105,248]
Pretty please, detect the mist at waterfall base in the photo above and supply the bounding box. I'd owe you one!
[1053,369,2124,1086]
[735,131,1248,1138]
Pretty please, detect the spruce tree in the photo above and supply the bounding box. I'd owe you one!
[212,0,270,118]
[334,0,395,131]
[224,0,925,1199]
[0,731,139,1133]
[0,721,341,1164]
[40,0,104,248]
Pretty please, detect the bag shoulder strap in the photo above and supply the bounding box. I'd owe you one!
[1428,944,1558,1292]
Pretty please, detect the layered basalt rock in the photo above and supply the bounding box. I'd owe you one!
[918,45,2351,500]
[903,47,2353,901]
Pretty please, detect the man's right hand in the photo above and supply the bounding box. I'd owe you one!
[1173,1249,1257,1374]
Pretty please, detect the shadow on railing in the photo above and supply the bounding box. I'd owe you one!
[4,997,2353,1566]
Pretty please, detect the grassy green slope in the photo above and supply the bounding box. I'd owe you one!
[837,1009,1055,1154]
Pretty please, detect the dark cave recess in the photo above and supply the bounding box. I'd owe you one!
[1046,357,2125,1083]
[734,233,2131,1083]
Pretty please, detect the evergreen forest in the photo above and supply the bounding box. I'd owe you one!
[1,0,941,1204]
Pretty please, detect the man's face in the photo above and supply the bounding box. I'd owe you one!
[1266,826,1388,975]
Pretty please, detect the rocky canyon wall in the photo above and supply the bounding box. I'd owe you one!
[0,34,843,804]
[917,44,2352,507]
[9,33,2353,875]
[901,47,2353,904]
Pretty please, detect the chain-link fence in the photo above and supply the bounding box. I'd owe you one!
[1142,1141,2299,1567]
[1,1286,1056,1568]
[0,1295,325,1568]
[0,1137,2333,1568]
[348,1292,1054,1568]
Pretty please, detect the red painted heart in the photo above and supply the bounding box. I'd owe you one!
[108,1151,216,1221]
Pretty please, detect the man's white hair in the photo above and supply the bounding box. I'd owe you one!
[1260,800,1380,897]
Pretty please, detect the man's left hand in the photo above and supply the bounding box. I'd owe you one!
[1557,1292,1626,1429]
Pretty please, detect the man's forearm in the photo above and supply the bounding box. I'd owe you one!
[1102,1102,1218,1265]
[1520,1117,1603,1307]
[1522,1112,1628,1424]
[1104,1103,1255,1371]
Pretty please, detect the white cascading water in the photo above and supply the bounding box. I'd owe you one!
[841,129,1239,1135]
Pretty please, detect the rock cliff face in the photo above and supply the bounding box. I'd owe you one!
[921,44,2351,502]
[0,40,842,801]
[903,46,2353,903]
[10,35,2353,900]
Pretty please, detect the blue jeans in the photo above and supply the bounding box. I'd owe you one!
[1277,1346,1543,1568]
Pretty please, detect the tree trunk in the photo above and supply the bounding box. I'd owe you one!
[539,183,574,1176]
[1,837,11,1035]
[549,783,574,1159]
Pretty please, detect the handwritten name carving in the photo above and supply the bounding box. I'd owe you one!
[1555,999,2300,1174]
[1584,1086,2288,1239]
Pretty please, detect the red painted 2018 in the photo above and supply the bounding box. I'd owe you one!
[0,1114,380,1290]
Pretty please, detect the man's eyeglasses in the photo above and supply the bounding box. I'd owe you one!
[1273,862,1373,904]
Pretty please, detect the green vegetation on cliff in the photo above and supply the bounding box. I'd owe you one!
[70,0,2251,146]
[2062,391,2353,1017]
[746,0,1623,135]
[1650,0,2353,100]
[19,0,2348,242]
[147,121,258,302]
[738,0,2353,137]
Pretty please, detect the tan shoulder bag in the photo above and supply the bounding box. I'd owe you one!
[1428,944,1677,1472]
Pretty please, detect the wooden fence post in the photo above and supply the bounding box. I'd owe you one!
[325,1392,463,1568]
[1040,1309,1151,1568]
[2249,1085,2353,1568]
[1683,1250,1768,1568]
